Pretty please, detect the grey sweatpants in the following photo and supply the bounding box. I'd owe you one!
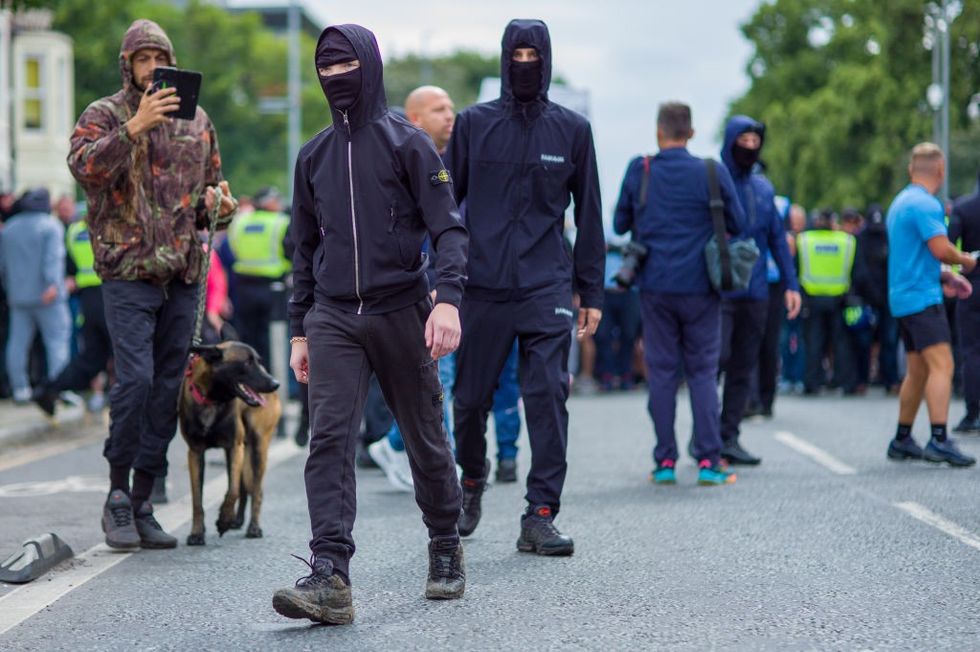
[6,302,71,393]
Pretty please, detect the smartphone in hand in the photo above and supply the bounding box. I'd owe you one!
[151,66,202,120]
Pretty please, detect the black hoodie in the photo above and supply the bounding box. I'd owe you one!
[288,25,468,335]
[444,19,604,308]
[950,173,980,282]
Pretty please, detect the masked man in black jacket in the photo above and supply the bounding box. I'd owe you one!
[272,25,469,624]
[445,19,605,556]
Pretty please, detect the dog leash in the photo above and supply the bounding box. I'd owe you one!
[191,185,224,347]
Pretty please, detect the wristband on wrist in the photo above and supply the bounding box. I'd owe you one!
[290,336,307,344]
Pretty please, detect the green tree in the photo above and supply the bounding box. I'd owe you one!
[730,0,980,210]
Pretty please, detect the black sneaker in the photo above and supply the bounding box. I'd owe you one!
[720,441,761,466]
[134,502,177,549]
[495,458,517,483]
[272,555,354,625]
[425,535,465,600]
[150,476,168,505]
[102,490,140,550]
[953,416,980,434]
[32,385,57,417]
[923,437,976,467]
[458,460,490,537]
[887,436,925,461]
[517,505,574,556]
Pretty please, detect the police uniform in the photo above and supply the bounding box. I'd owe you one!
[227,208,291,364]
[797,229,857,393]
[950,181,980,430]
[45,220,113,395]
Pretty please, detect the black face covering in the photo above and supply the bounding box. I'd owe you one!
[510,59,542,103]
[322,68,361,111]
[731,143,761,171]
[316,29,361,110]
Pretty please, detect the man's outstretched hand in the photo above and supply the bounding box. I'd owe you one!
[425,302,461,360]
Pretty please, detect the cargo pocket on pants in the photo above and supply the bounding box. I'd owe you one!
[418,359,444,426]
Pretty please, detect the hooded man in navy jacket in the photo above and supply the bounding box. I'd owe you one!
[275,24,468,623]
[716,116,801,466]
[445,19,604,555]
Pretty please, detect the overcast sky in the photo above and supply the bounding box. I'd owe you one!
[233,0,761,222]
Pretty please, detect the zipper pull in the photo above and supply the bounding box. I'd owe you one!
[342,110,350,133]
[387,206,396,233]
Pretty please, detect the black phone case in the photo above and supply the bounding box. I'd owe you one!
[152,67,202,120]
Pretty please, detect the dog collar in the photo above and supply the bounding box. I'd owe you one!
[185,356,214,406]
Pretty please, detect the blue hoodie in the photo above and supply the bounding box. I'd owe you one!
[720,115,799,300]
[445,19,605,308]
[0,188,67,307]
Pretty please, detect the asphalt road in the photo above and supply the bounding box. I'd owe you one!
[1,390,979,651]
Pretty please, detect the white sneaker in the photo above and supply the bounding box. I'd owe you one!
[367,438,414,493]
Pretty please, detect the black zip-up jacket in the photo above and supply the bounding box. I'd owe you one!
[444,19,604,308]
[288,24,468,336]
[951,174,980,282]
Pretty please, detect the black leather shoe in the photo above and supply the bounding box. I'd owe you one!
[458,461,490,537]
[495,458,517,483]
[720,441,761,466]
[425,535,465,600]
[517,505,574,556]
[953,416,980,434]
[273,556,354,625]
[32,385,57,417]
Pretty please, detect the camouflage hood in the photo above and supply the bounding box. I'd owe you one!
[119,20,175,109]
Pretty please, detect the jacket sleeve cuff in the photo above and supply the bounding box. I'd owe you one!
[434,283,462,308]
[579,288,604,310]
[289,316,306,338]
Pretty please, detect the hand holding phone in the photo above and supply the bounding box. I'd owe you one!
[125,85,180,139]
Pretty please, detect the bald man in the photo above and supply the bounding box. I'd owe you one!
[405,85,455,155]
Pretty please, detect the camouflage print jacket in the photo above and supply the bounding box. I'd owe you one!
[67,19,225,285]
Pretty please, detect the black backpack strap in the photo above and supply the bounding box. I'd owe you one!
[637,155,653,211]
[705,158,733,291]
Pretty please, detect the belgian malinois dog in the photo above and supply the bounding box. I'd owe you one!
[179,342,281,545]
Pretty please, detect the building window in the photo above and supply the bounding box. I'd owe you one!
[23,55,44,131]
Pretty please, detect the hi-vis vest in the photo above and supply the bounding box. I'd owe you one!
[797,230,856,297]
[227,210,292,279]
[66,220,101,289]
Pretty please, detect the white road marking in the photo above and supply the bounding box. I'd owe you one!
[774,430,858,475]
[0,440,303,637]
[0,432,104,473]
[894,501,980,553]
[0,475,107,498]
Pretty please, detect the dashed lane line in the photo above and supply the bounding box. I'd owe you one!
[0,439,304,637]
[893,501,980,553]
[773,430,858,476]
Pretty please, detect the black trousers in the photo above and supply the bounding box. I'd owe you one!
[802,294,854,393]
[454,291,573,514]
[233,276,278,365]
[957,289,980,417]
[757,283,784,411]
[102,279,197,477]
[51,287,112,393]
[304,299,460,579]
[720,298,768,444]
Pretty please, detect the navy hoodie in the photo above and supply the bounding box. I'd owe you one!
[720,115,798,300]
[444,19,605,308]
[950,171,980,282]
[288,25,468,336]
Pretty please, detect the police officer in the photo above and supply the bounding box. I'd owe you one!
[949,169,980,433]
[446,19,604,555]
[227,186,291,366]
[33,216,112,416]
[797,211,857,395]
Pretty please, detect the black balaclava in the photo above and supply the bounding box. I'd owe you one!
[316,30,361,110]
[510,43,542,103]
[731,127,764,171]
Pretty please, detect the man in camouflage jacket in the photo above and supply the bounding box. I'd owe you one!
[67,19,237,550]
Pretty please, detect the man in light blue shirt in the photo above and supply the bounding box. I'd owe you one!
[886,143,977,467]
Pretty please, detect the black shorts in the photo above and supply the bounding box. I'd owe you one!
[898,304,951,353]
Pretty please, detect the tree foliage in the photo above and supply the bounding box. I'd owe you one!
[730,0,980,210]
